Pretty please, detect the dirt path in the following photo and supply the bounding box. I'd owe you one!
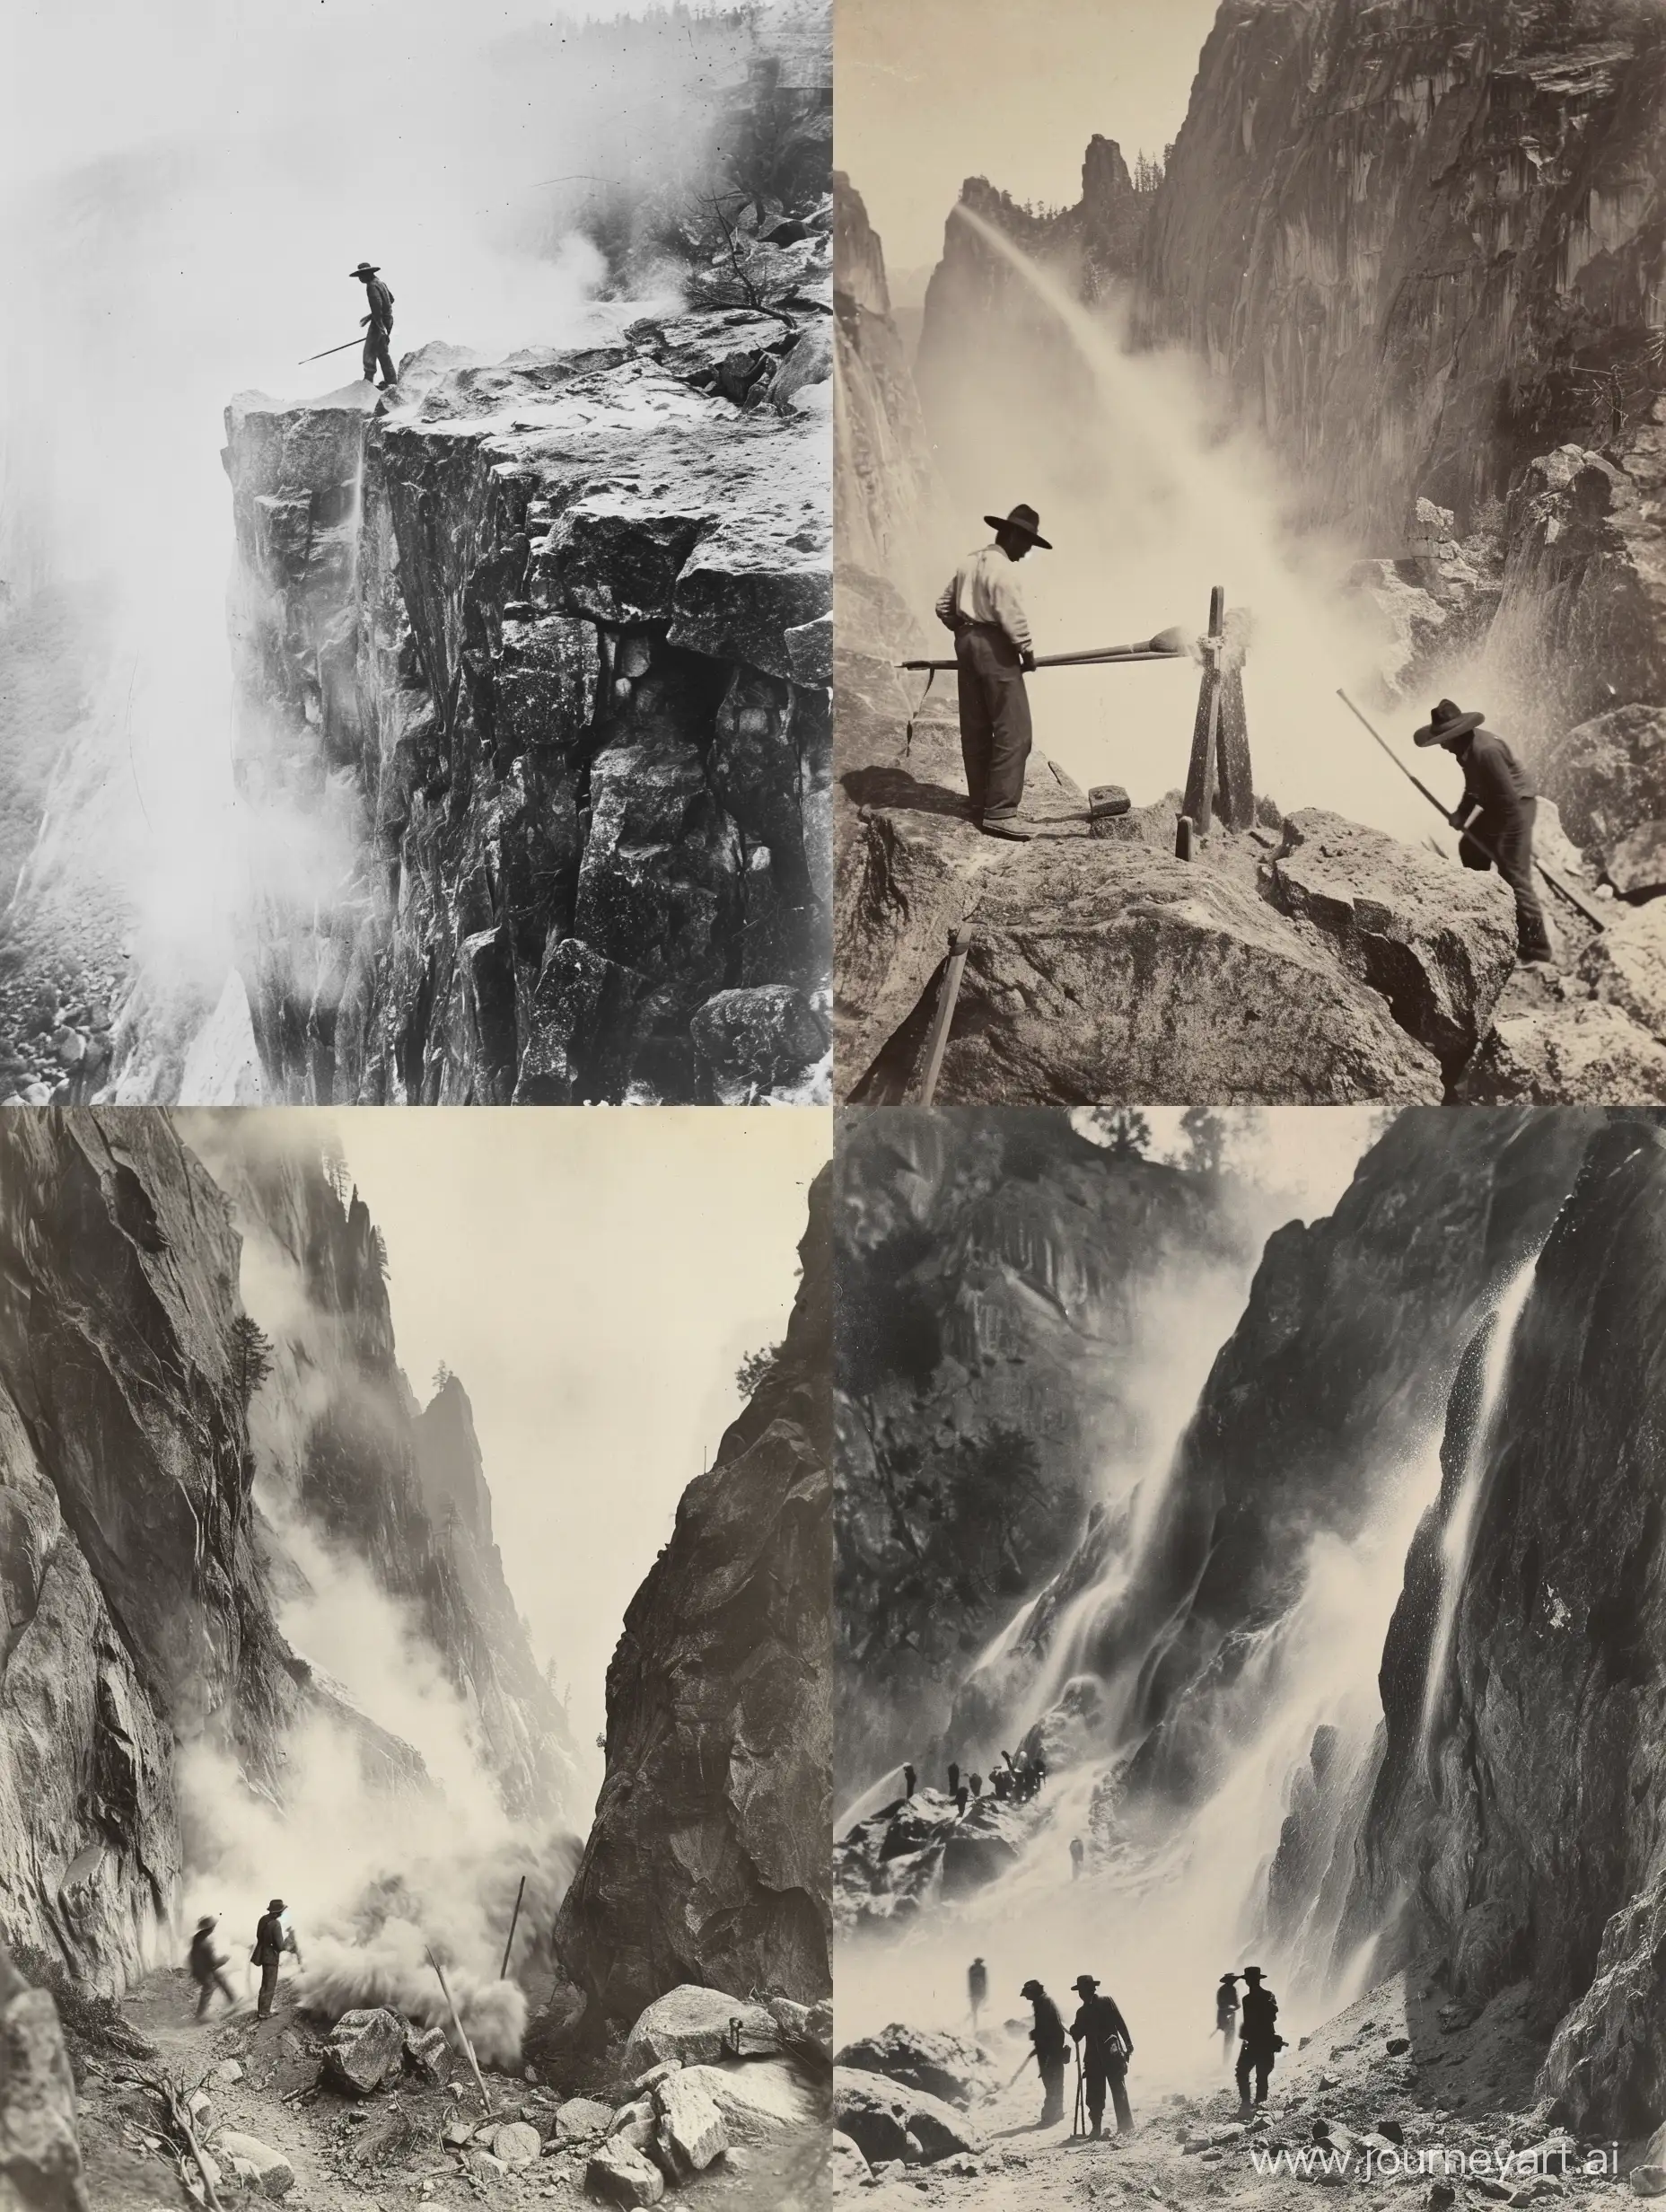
[848,1972,1645,2212]
[76,1967,827,2212]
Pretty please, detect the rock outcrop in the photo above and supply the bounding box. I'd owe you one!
[833,174,936,610]
[224,307,831,1107]
[545,1166,832,2042]
[1342,1117,1666,2139]
[834,1108,1276,1779]
[0,1950,86,2212]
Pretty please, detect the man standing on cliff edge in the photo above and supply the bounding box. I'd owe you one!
[935,503,1050,841]
[352,261,398,391]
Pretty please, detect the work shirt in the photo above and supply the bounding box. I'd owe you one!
[189,1930,220,1984]
[253,1912,291,1964]
[936,545,1033,655]
[364,278,395,334]
[1453,727,1532,830]
[1030,1995,1068,2058]
[1241,1985,1279,2050]
[1071,1993,1132,2058]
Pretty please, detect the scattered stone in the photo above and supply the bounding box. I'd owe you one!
[549,2096,615,2146]
[212,2060,246,2087]
[1630,2169,1666,2199]
[443,2118,475,2148]
[834,2066,986,2166]
[607,2098,658,2158]
[587,2137,666,2208]
[1459,999,1666,1103]
[403,2025,452,2085]
[215,2133,294,2199]
[322,2006,408,2095]
[490,2120,542,2168]
[1428,2185,1457,2210]
[1379,2118,1407,2142]
[653,2072,728,2176]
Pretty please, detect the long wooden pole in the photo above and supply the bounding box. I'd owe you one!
[917,925,975,1104]
[499,1875,527,1984]
[426,1948,492,2117]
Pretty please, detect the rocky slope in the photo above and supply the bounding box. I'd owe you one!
[543,1165,832,2051]
[224,280,832,1107]
[0,1110,574,2001]
[834,1110,1280,1784]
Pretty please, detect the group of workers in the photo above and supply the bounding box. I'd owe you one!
[934,505,1556,969]
[899,1747,1049,1820]
[188,1900,303,2023]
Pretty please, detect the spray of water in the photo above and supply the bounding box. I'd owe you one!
[929,206,1471,847]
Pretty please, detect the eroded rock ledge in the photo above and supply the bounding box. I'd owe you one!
[224,310,831,1105]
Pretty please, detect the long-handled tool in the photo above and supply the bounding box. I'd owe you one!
[499,1874,527,1982]
[916,923,975,1104]
[425,1945,492,2117]
[297,337,365,365]
[899,625,1193,676]
[1072,2048,1085,2140]
[1337,689,1607,932]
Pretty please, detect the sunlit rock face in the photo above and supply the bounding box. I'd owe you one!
[545,1168,832,2044]
[224,317,831,1106]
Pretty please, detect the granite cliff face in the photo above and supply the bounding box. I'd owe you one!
[224,303,832,1108]
[1340,1115,1666,2138]
[0,1111,574,1998]
[834,1110,1277,1782]
[546,1165,831,2044]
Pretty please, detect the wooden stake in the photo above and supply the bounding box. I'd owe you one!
[1180,585,1226,845]
[499,1874,528,1984]
[426,1947,492,2118]
[917,924,975,1104]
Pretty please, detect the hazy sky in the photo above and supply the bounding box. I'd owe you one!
[837,0,1220,274]
[326,1110,829,1748]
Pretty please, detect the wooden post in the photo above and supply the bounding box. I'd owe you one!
[1180,585,1226,846]
[499,1874,527,1984]
[1214,654,1256,830]
[917,924,975,1104]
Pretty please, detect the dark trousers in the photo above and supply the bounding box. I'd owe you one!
[954,624,1032,823]
[1236,2042,1274,2104]
[257,1958,281,2017]
[1039,2051,1065,2126]
[364,328,397,385]
[196,1970,237,2019]
[1083,2052,1132,2133]
[1462,799,1551,961]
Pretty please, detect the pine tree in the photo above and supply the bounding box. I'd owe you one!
[228,1313,276,1410]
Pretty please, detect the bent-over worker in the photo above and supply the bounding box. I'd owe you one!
[1416,697,1553,965]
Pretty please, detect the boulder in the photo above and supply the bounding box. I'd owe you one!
[829,2129,870,2189]
[215,2133,294,2199]
[0,1962,85,2212]
[653,2073,729,2175]
[691,984,827,1101]
[1267,808,1517,1075]
[489,2120,541,2168]
[622,1988,779,2078]
[1458,1000,1666,1104]
[834,2023,994,2109]
[676,2061,821,2147]
[402,2025,452,2084]
[322,2007,408,2096]
[833,2066,987,2166]
[586,2138,666,2208]
[1607,823,1666,901]
[442,2118,475,2148]
[1539,706,1666,866]
[550,2095,616,2146]
[1579,899,1666,1040]
[608,2098,658,2156]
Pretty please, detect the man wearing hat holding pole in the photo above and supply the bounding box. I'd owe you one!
[352,262,398,391]
[934,504,1051,841]
[1069,1972,1134,2139]
[1415,698,1554,966]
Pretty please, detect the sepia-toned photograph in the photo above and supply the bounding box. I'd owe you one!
[0,1107,830,2208]
[833,0,1666,1108]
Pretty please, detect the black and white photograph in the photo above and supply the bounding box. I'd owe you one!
[833,0,1666,1106]
[832,1102,1666,2206]
[0,1107,831,2208]
[1,0,831,1108]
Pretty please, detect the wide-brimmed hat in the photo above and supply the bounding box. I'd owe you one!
[1414,698,1484,747]
[1073,1974,1099,1993]
[349,262,381,278]
[1218,1971,1241,1985]
[984,503,1052,550]
[196,1916,215,1931]
[1241,1966,1265,1983]
[267,1899,285,1913]
[1021,1979,1045,1998]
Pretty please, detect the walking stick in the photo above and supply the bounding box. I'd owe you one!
[297,337,367,365]
[1335,690,1607,931]
[1073,2048,1084,2138]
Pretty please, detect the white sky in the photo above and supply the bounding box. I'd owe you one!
[836,0,1221,274]
[324,1109,829,1748]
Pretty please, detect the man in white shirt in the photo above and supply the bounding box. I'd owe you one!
[934,504,1050,840]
